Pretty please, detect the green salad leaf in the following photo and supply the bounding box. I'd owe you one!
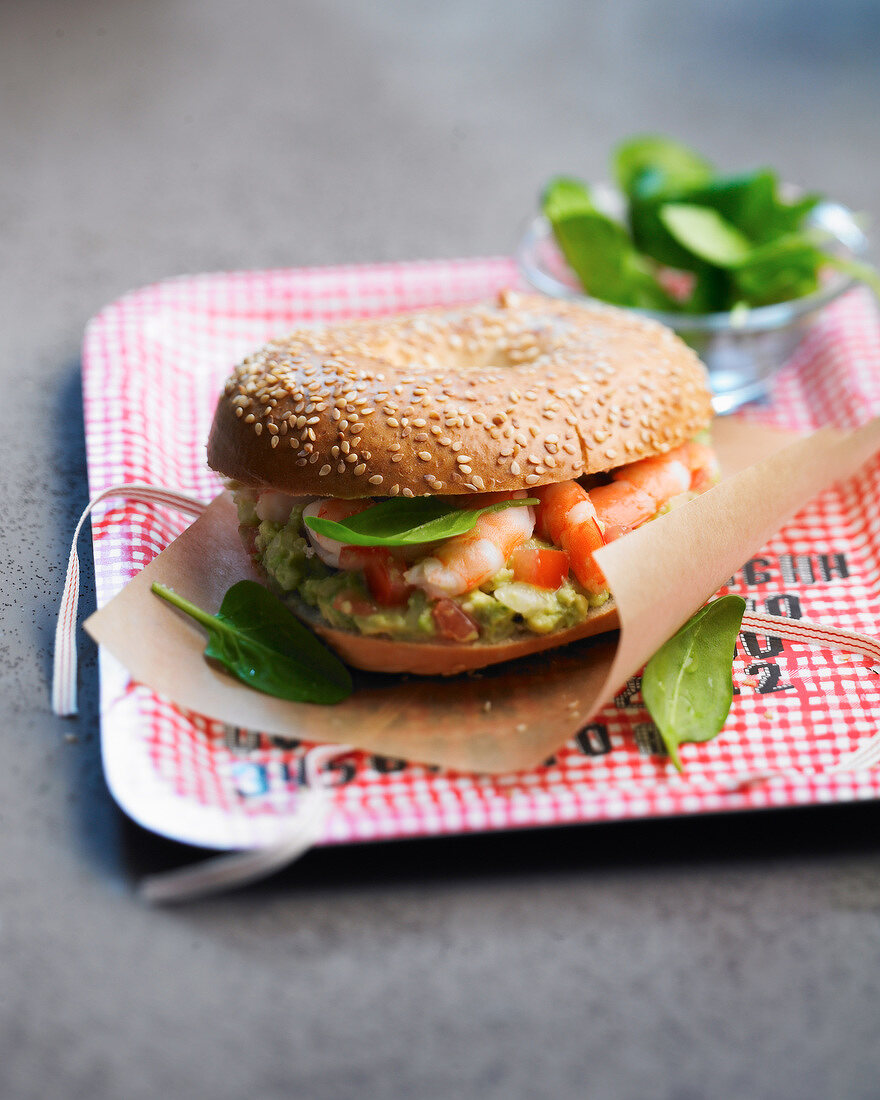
[152,580,352,704]
[545,135,880,312]
[542,177,676,309]
[641,594,746,771]
[304,495,539,548]
[614,134,713,197]
[660,203,753,267]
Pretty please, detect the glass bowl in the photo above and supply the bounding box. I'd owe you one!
[516,192,870,414]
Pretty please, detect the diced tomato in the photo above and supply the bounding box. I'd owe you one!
[332,590,379,618]
[431,598,480,642]
[510,545,570,590]
[338,545,385,571]
[363,556,413,607]
[336,545,413,607]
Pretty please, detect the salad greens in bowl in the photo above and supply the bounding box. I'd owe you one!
[518,136,878,413]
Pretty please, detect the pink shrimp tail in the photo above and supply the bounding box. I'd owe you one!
[534,481,607,594]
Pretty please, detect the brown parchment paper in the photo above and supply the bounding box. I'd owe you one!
[84,416,880,773]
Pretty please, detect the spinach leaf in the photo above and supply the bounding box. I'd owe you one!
[730,233,824,305]
[756,190,823,242]
[545,136,880,312]
[152,581,352,704]
[542,175,597,220]
[641,594,746,771]
[660,203,753,268]
[614,135,713,198]
[823,253,880,300]
[543,177,675,309]
[684,170,778,239]
[305,496,539,547]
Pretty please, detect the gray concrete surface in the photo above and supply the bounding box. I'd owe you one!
[4,2,880,1097]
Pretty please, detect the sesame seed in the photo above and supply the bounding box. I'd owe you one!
[525,473,540,485]
[390,484,400,496]
[456,455,472,465]
[418,451,432,461]
[402,488,414,498]
[319,464,332,476]
[510,461,522,476]
[369,474,384,485]
[354,463,367,476]
[391,454,403,463]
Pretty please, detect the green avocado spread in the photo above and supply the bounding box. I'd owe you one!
[235,493,607,643]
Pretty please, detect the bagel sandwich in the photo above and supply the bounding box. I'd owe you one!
[207,291,715,675]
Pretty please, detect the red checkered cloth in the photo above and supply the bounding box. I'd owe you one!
[80,259,880,850]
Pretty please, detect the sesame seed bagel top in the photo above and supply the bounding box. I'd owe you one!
[207,290,713,499]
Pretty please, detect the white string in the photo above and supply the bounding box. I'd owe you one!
[721,610,880,785]
[52,483,208,716]
[138,743,353,904]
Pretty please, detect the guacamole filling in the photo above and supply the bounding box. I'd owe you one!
[232,492,608,644]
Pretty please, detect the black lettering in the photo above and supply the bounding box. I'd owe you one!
[614,676,642,709]
[321,757,357,786]
[817,553,849,582]
[765,593,802,619]
[779,554,816,586]
[634,722,666,756]
[740,632,784,658]
[745,661,794,694]
[743,557,773,586]
[266,733,301,751]
[575,723,611,756]
[371,755,407,775]
[224,726,260,754]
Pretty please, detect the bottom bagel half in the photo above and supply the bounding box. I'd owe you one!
[299,597,620,676]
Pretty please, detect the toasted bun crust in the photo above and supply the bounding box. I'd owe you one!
[308,601,620,675]
[208,291,712,498]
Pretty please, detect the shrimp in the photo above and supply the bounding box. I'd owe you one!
[255,490,305,525]
[590,440,719,541]
[532,440,719,591]
[533,481,607,594]
[404,491,535,598]
[302,497,375,567]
